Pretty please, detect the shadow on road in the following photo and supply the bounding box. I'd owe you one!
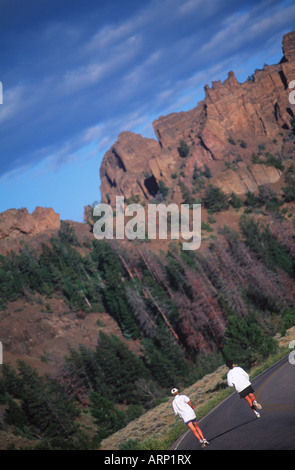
[207,419,254,443]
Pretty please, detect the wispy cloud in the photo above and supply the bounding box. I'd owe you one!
[1,0,295,183]
[61,34,143,93]
[0,85,26,123]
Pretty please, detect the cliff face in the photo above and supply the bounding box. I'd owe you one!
[100,31,295,204]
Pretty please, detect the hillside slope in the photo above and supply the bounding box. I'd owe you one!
[0,31,294,450]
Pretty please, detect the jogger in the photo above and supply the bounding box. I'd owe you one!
[171,388,209,447]
[226,359,262,418]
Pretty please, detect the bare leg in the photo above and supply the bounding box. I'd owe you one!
[193,421,205,440]
[187,421,204,441]
[244,394,260,413]
[244,394,254,408]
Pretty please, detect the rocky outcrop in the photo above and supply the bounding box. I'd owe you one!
[0,207,60,240]
[100,31,295,204]
[283,30,295,61]
[100,131,165,203]
[212,163,283,195]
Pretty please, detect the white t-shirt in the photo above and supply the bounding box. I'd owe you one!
[227,366,251,393]
[172,394,196,423]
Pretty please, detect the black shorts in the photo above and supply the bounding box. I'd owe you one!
[239,384,254,399]
[185,418,197,425]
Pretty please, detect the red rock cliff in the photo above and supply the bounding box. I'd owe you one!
[100,31,295,204]
[0,207,60,254]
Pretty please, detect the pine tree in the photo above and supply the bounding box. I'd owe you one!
[17,360,79,438]
[223,314,277,368]
[63,344,105,396]
[4,397,29,429]
[178,140,190,158]
[90,392,127,442]
[91,240,140,338]
[203,185,229,212]
[0,363,23,399]
[95,332,149,403]
[141,337,174,387]
[239,215,294,277]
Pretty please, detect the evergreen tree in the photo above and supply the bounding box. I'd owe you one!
[58,221,80,246]
[0,363,23,399]
[154,326,189,379]
[90,392,127,443]
[178,140,190,158]
[0,252,23,306]
[178,181,194,205]
[91,240,140,338]
[141,337,174,387]
[141,327,188,388]
[95,332,150,403]
[4,397,29,429]
[230,192,243,209]
[165,255,188,294]
[223,314,277,368]
[239,215,294,277]
[202,164,212,179]
[17,360,79,438]
[203,185,229,212]
[64,344,105,396]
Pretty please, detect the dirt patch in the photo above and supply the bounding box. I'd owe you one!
[0,296,125,377]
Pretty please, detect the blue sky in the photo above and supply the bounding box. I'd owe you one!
[0,0,295,222]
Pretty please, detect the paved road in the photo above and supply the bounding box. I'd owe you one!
[172,355,295,450]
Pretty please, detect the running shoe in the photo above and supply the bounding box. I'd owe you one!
[201,439,209,447]
[253,400,262,409]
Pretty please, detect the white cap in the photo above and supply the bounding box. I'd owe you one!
[171,388,178,395]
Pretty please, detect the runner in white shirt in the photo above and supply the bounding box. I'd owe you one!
[171,388,209,447]
[226,359,262,418]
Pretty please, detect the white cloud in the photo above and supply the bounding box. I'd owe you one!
[0,85,26,123]
[2,0,295,184]
[198,2,295,61]
[61,33,142,93]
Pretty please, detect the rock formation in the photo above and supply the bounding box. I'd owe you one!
[0,207,60,254]
[100,30,295,205]
[0,207,60,240]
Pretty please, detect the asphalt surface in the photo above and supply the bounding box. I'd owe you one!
[172,355,295,450]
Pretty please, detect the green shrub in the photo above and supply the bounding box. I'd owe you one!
[203,185,229,212]
[244,191,260,208]
[230,192,243,209]
[239,215,294,277]
[264,152,284,171]
[158,180,169,199]
[251,153,263,164]
[178,140,190,158]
